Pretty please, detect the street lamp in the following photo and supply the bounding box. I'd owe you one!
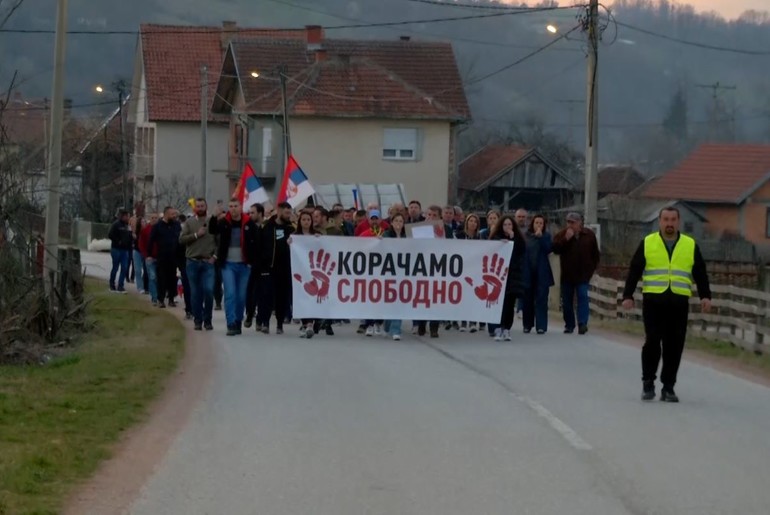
[546,24,558,34]
[94,80,129,210]
[94,85,104,93]
[250,71,260,78]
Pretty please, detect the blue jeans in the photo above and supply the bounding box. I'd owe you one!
[388,320,402,336]
[561,281,590,330]
[109,248,130,290]
[145,259,158,302]
[132,250,145,292]
[222,262,250,327]
[186,259,215,324]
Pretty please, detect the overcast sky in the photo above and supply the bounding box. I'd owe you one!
[688,0,766,18]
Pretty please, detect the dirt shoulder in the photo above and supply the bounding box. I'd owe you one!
[62,298,215,515]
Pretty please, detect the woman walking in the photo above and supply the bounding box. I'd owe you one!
[382,212,407,340]
[522,214,555,334]
[489,214,526,341]
[295,212,325,339]
[456,213,483,333]
[481,209,501,336]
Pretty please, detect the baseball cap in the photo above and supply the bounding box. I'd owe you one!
[368,209,381,219]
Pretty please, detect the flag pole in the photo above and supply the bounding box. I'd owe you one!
[279,65,292,205]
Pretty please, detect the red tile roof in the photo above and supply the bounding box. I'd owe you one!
[139,24,307,122]
[458,145,532,191]
[219,38,470,120]
[642,144,770,204]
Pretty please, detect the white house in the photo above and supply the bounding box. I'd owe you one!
[127,22,308,209]
[211,29,471,208]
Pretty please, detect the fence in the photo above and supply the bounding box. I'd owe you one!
[588,275,769,354]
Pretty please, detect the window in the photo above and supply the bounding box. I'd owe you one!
[766,207,770,238]
[133,125,155,177]
[382,128,419,161]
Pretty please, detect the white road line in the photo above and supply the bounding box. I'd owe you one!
[514,394,593,451]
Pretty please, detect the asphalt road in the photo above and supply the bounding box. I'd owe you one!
[80,252,770,515]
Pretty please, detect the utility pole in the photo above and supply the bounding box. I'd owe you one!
[557,99,584,147]
[201,64,208,199]
[43,0,68,295]
[278,64,292,200]
[114,79,128,209]
[696,82,736,141]
[583,0,600,226]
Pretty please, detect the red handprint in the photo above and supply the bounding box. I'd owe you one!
[293,249,336,303]
[464,253,509,308]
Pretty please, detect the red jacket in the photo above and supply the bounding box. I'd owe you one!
[139,224,156,258]
[354,219,389,236]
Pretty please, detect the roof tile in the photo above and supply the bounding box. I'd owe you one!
[642,144,770,203]
[458,145,531,191]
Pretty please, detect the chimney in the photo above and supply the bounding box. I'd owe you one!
[315,49,328,62]
[400,36,410,41]
[305,25,323,51]
[221,20,237,50]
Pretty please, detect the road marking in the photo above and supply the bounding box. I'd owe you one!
[513,394,593,451]
[421,340,593,452]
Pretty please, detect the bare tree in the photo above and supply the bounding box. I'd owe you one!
[0,0,25,29]
[143,174,199,215]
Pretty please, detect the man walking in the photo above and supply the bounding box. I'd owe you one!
[622,207,712,402]
[108,208,132,293]
[139,212,159,304]
[259,202,294,334]
[179,198,217,331]
[213,198,258,336]
[552,212,600,334]
[244,203,265,330]
[148,207,181,308]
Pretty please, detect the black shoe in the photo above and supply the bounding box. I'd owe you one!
[418,326,426,336]
[523,328,532,334]
[194,322,203,331]
[430,331,439,338]
[578,324,588,335]
[276,326,284,335]
[226,325,238,336]
[660,388,679,403]
[169,301,178,308]
[564,327,574,334]
[158,302,166,309]
[313,321,321,334]
[235,322,242,335]
[325,325,334,336]
[204,322,214,331]
[444,322,452,331]
[255,323,263,332]
[356,325,366,334]
[185,312,193,320]
[261,326,270,334]
[641,380,655,401]
[244,316,253,328]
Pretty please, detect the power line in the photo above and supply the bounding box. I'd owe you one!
[0,5,584,36]
[614,20,770,56]
[406,0,581,10]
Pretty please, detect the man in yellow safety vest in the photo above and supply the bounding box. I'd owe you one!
[621,206,712,403]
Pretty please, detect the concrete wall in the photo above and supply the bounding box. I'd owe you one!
[154,122,231,205]
[287,118,452,208]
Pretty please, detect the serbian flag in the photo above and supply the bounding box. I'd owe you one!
[233,162,270,212]
[277,155,316,208]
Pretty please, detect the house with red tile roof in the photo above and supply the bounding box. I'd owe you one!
[127,22,309,207]
[640,143,770,255]
[211,29,471,207]
[457,144,574,212]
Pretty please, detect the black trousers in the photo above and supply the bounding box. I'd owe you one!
[156,257,177,303]
[258,270,292,328]
[246,268,261,320]
[642,294,689,388]
[417,321,440,332]
[499,291,518,329]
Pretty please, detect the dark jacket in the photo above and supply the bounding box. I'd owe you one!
[383,227,406,238]
[108,219,133,250]
[522,230,555,291]
[622,232,711,301]
[491,230,527,295]
[456,230,481,240]
[148,219,181,259]
[211,213,259,267]
[260,218,295,272]
[552,226,600,284]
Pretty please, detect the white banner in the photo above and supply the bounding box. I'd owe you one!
[290,236,514,323]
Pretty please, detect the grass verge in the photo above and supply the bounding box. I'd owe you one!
[591,316,770,377]
[0,279,184,515]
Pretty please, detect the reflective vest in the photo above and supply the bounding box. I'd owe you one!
[642,232,695,296]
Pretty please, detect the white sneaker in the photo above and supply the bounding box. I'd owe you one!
[392,334,401,341]
[459,326,467,332]
[494,328,503,341]
[374,324,382,336]
[503,329,512,341]
[305,326,315,339]
[365,326,374,337]
[469,324,478,333]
